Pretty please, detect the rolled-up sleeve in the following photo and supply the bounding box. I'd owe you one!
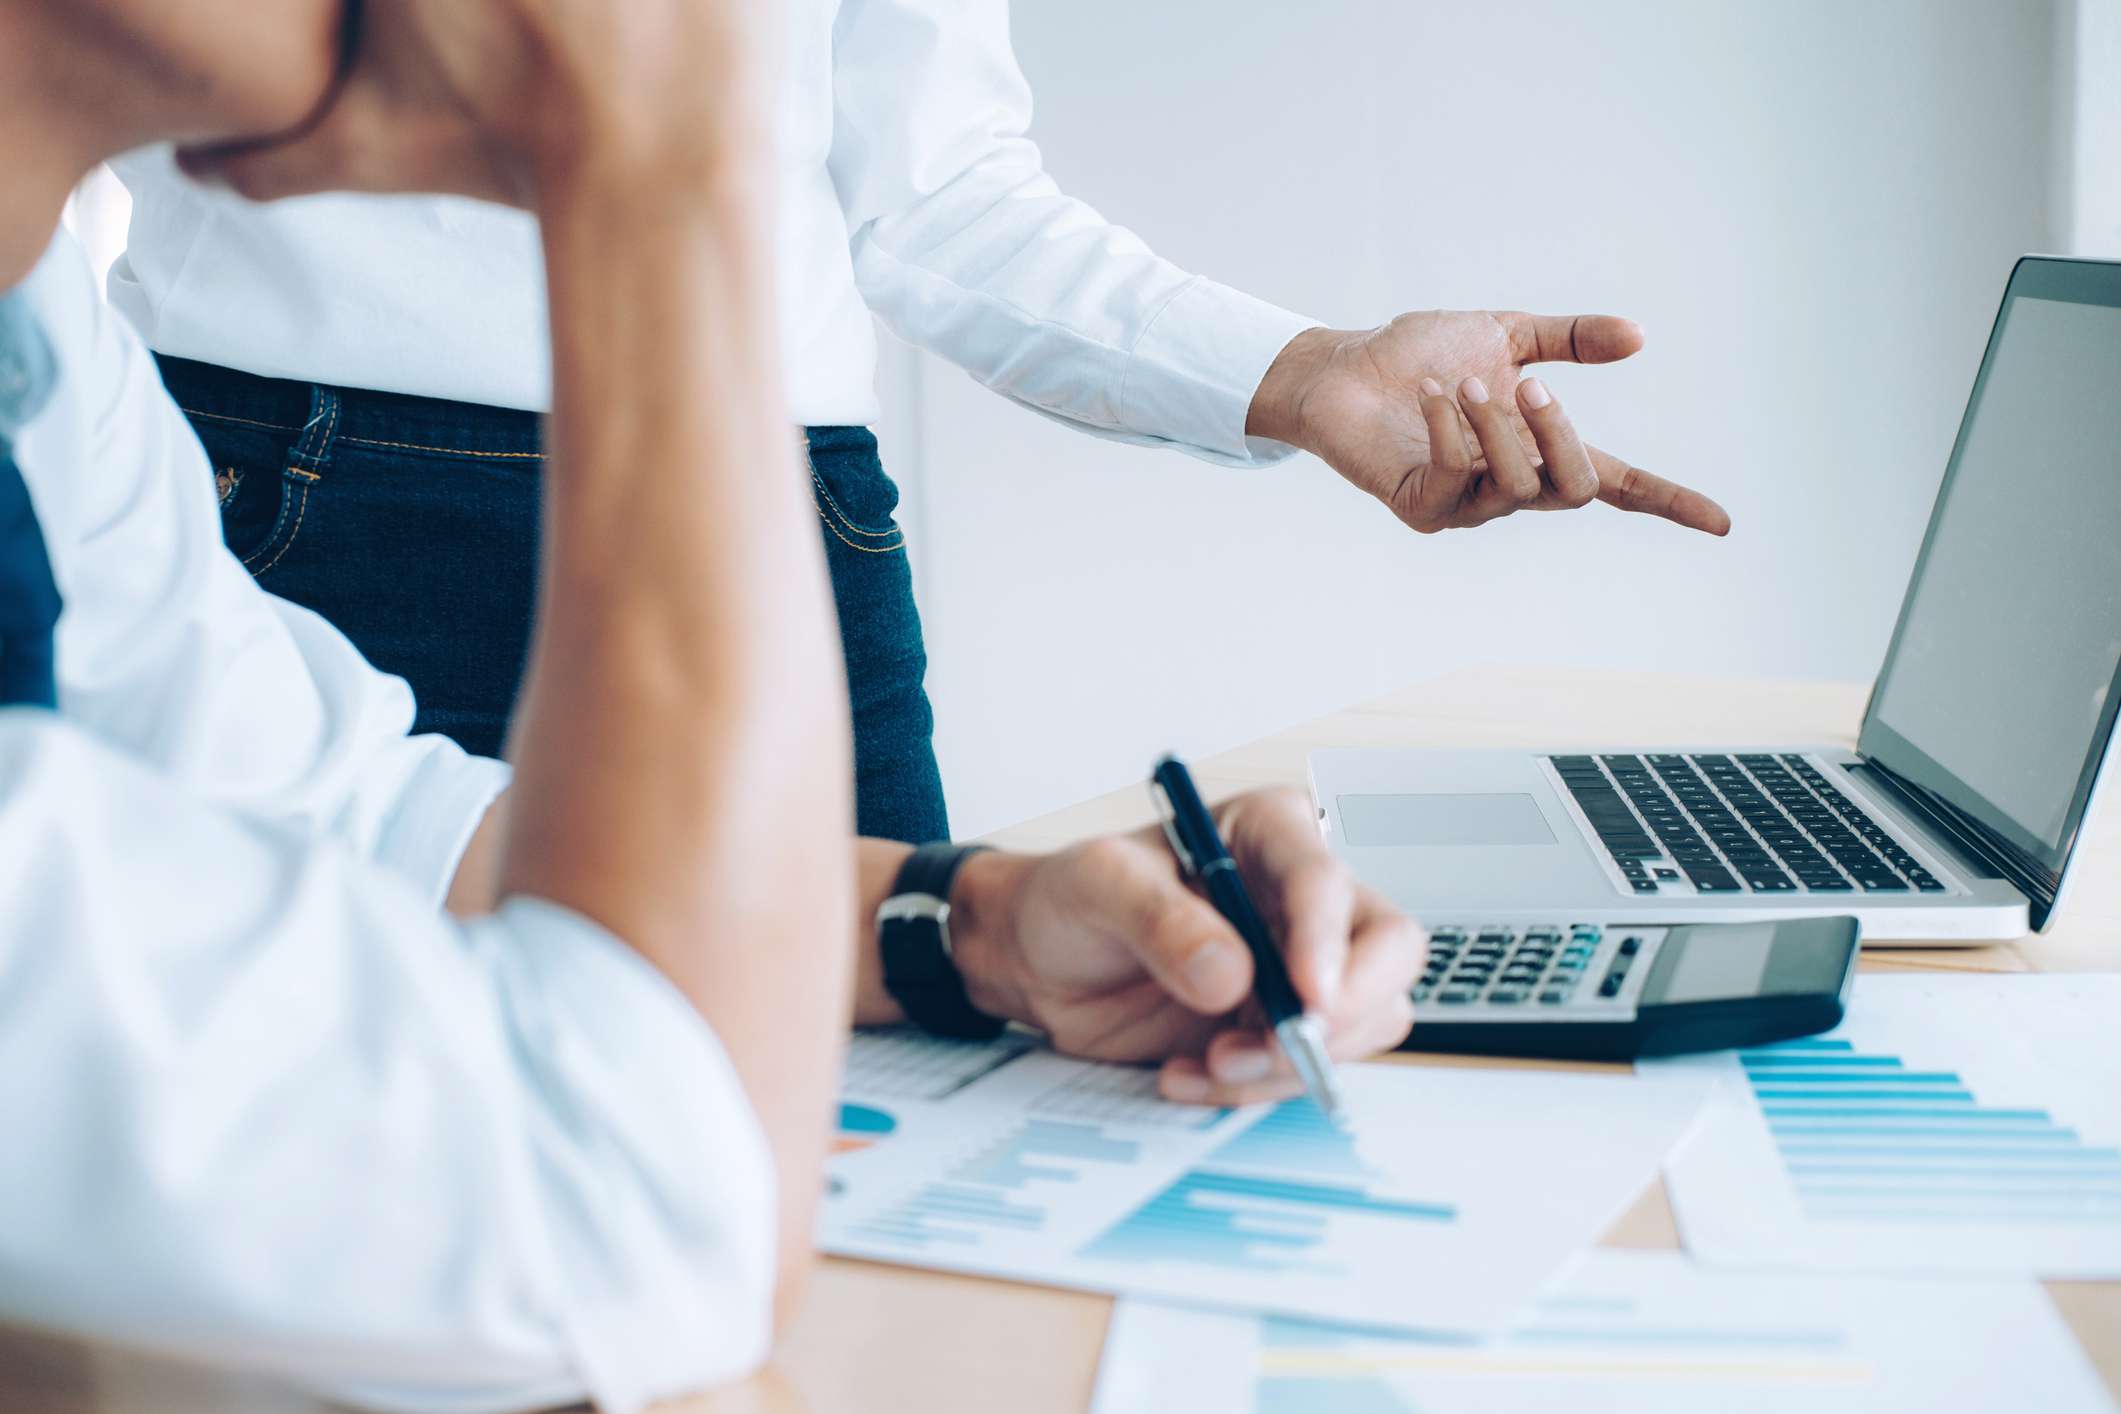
[0,717,776,1414]
[831,0,1318,467]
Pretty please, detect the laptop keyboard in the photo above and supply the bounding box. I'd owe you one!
[1548,753,1950,897]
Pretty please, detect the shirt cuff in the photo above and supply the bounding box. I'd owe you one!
[372,745,512,908]
[481,896,780,1414]
[1117,278,1320,468]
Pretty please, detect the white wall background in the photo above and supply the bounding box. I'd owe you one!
[886,0,2081,837]
[2062,0,2121,250]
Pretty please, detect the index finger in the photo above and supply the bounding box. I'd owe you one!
[1215,789,1354,1012]
[1589,446,1733,536]
[1500,312,1646,366]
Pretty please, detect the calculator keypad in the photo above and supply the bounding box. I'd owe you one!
[1414,924,1661,1018]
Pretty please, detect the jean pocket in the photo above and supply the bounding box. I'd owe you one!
[220,461,321,580]
[810,446,905,555]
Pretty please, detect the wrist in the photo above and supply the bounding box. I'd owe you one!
[947,850,1038,1026]
[537,139,777,226]
[1245,326,1344,450]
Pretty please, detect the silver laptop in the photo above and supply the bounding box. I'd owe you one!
[1311,256,2121,943]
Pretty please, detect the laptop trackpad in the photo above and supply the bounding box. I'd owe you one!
[1338,793,1557,847]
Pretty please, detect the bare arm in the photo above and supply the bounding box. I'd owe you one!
[188,2,857,1329]
[500,158,854,1324]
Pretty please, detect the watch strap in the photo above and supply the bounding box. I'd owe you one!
[877,843,1007,1041]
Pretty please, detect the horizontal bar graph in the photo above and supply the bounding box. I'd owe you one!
[849,1119,1141,1248]
[1081,1170,1453,1274]
[1080,1097,1454,1273]
[1210,1098,1370,1178]
[1740,1039,2121,1225]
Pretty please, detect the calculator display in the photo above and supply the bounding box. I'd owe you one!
[1651,926,1774,1002]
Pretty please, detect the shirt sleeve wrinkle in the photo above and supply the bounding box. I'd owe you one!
[21,233,507,904]
[829,0,1317,465]
[0,722,776,1414]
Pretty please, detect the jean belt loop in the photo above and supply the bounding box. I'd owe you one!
[288,382,346,479]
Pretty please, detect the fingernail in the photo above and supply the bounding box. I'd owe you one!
[1460,377,1489,405]
[1164,1070,1212,1103]
[1314,955,1344,1008]
[1216,1043,1275,1084]
[1419,377,1444,398]
[1519,376,1552,410]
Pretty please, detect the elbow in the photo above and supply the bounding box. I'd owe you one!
[769,1240,820,1343]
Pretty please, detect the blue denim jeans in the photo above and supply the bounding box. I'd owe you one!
[156,355,949,843]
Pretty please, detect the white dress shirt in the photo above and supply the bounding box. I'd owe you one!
[0,233,780,1414]
[110,0,1316,467]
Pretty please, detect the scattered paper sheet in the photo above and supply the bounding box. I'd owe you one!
[822,1030,1708,1335]
[1654,974,2121,1275]
[1090,1251,2115,1414]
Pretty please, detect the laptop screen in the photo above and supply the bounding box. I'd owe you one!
[1862,259,2121,887]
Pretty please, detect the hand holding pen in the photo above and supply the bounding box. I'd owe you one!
[1150,756,1349,1119]
[937,781,1425,1109]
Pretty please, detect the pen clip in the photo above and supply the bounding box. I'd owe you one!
[1147,778,1199,877]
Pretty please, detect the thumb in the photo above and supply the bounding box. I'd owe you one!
[1103,841,1256,1016]
[1503,313,1645,366]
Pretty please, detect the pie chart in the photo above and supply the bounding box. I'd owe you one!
[834,1102,898,1155]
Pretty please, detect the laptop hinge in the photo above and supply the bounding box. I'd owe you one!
[1850,757,2058,923]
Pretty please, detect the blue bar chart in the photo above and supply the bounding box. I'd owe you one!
[1209,1098,1371,1178]
[1082,1170,1454,1274]
[1080,1096,1455,1275]
[1660,976,2121,1274]
[850,1119,1141,1249]
[1742,1038,2121,1224]
[827,1046,1709,1332]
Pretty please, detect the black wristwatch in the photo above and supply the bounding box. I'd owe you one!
[877,843,1008,1041]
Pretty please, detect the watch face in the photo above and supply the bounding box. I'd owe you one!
[881,847,1007,1040]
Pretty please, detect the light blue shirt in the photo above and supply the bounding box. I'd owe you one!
[0,289,61,707]
[0,288,55,436]
[0,287,57,437]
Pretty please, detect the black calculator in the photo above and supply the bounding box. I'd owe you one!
[1403,915,1860,1061]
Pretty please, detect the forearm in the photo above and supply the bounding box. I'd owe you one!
[499,160,856,1316]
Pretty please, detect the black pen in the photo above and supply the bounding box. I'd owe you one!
[1148,754,1346,1122]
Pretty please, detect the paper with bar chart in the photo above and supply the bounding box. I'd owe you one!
[1656,974,2121,1274]
[1089,1251,2114,1414]
[823,1029,1709,1333]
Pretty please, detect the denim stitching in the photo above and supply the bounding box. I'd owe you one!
[291,393,342,471]
[810,472,899,538]
[181,407,545,461]
[248,479,313,578]
[243,387,337,574]
[240,473,302,569]
[181,406,302,434]
[815,502,904,555]
[340,434,544,460]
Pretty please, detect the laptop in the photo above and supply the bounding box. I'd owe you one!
[1310,256,2121,943]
